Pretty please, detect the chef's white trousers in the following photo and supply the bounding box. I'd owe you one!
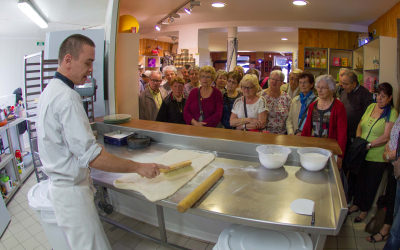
[49,183,111,250]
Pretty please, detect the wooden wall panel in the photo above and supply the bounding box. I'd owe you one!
[369,2,400,38]
[298,28,360,70]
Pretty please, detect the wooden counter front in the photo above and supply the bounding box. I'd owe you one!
[96,118,342,155]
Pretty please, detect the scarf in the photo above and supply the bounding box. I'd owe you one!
[379,104,392,122]
[298,91,314,120]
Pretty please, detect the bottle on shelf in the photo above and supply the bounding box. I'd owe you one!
[310,51,315,68]
[305,51,310,68]
[315,51,321,68]
[15,150,24,175]
[321,51,327,68]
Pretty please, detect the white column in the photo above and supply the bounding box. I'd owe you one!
[179,26,199,64]
[227,27,238,72]
[198,30,210,66]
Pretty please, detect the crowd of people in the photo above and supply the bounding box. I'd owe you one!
[138,64,400,248]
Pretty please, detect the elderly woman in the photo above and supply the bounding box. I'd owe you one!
[183,66,223,127]
[184,66,200,98]
[161,65,177,98]
[302,75,347,167]
[229,74,267,131]
[262,70,291,134]
[286,72,317,135]
[348,83,398,223]
[214,70,228,95]
[222,71,242,129]
[281,68,303,99]
[156,77,186,124]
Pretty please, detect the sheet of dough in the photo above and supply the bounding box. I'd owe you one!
[113,149,215,202]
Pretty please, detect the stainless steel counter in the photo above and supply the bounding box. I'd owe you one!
[91,122,348,249]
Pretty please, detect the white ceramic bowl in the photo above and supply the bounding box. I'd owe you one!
[256,145,291,169]
[297,147,332,171]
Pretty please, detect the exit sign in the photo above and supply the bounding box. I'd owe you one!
[37,41,45,46]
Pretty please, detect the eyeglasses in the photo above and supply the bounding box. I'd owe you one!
[269,78,282,82]
[241,86,254,90]
[151,79,162,83]
[228,79,238,84]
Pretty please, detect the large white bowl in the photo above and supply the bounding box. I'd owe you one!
[256,145,291,169]
[297,147,332,171]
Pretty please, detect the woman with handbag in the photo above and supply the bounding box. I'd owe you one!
[183,66,223,127]
[229,74,267,131]
[348,82,398,223]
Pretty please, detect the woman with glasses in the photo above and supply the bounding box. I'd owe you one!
[261,70,291,134]
[229,74,267,131]
[184,66,200,98]
[156,77,186,124]
[183,66,223,127]
[301,74,347,168]
[286,72,317,135]
[348,82,398,224]
[221,71,242,129]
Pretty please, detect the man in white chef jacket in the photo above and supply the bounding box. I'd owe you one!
[37,34,167,250]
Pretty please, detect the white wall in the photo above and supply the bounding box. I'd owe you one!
[0,37,45,98]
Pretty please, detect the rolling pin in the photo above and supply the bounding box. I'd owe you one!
[177,168,224,213]
[160,160,192,173]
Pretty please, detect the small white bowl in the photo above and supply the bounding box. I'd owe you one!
[256,145,291,169]
[297,147,332,171]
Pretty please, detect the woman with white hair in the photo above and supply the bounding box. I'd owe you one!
[230,74,267,131]
[301,74,347,169]
[262,70,291,134]
[281,68,303,99]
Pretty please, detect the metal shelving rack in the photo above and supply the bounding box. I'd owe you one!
[23,51,58,182]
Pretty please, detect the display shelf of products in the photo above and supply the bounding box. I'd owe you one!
[4,184,19,204]
[0,154,13,171]
[20,163,34,183]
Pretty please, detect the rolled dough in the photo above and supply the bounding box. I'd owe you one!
[113,149,215,202]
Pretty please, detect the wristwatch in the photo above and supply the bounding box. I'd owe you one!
[367,143,372,149]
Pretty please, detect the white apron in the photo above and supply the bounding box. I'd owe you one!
[49,179,111,250]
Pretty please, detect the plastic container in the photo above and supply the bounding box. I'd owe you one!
[27,180,69,250]
[213,224,313,250]
[297,147,332,171]
[256,145,291,169]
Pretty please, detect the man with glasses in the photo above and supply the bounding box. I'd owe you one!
[139,71,165,120]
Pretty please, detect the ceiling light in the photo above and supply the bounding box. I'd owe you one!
[155,25,161,31]
[184,7,192,14]
[212,2,226,8]
[292,0,308,6]
[17,0,48,29]
[281,38,288,41]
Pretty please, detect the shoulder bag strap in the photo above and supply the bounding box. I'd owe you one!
[243,96,248,118]
[365,117,382,141]
[198,88,203,118]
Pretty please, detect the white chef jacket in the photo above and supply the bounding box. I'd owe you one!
[37,77,101,186]
[37,75,111,250]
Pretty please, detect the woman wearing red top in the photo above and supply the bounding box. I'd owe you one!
[302,74,347,169]
[183,66,223,127]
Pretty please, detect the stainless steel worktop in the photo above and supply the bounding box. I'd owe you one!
[91,122,347,239]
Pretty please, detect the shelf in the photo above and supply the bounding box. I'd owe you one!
[353,68,364,71]
[0,154,13,171]
[329,66,352,68]
[20,164,34,183]
[0,118,26,134]
[4,184,19,205]
[304,67,328,70]
[364,69,380,71]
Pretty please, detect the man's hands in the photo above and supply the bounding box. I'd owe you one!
[135,163,169,178]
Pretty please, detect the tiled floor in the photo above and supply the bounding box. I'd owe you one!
[0,173,389,250]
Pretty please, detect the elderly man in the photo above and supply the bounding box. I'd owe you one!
[37,34,166,249]
[161,65,177,97]
[281,68,303,99]
[139,71,166,120]
[180,64,191,84]
[336,68,350,97]
[340,70,373,201]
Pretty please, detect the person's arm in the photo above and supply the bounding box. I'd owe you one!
[336,102,347,159]
[369,122,394,148]
[286,101,296,135]
[183,90,198,125]
[139,94,145,119]
[301,103,314,136]
[90,147,167,178]
[230,113,247,129]
[383,142,396,162]
[203,89,223,127]
[356,122,362,137]
[246,111,267,130]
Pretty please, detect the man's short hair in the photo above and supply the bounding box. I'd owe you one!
[58,34,95,64]
[343,70,359,85]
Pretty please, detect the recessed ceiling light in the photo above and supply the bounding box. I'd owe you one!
[293,0,308,6]
[212,2,226,8]
[281,38,288,41]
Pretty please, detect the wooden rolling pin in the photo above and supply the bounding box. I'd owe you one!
[177,168,224,213]
[160,160,192,173]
